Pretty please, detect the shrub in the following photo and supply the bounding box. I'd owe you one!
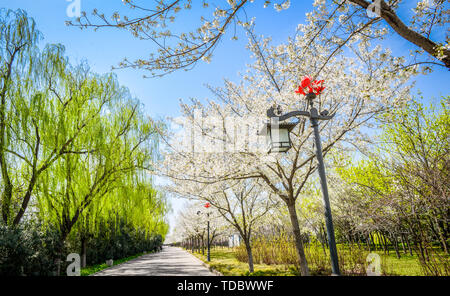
[0,226,30,275]
[0,218,164,275]
[0,224,63,276]
[234,235,383,276]
[80,219,163,266]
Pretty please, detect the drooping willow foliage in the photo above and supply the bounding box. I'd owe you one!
[0,9,168,275]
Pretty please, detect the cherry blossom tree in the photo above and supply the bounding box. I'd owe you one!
[167,179,279,273]
[67,0,449,76]
[172,201,227,253]
[158,16,416,274]
[306,0,450,74]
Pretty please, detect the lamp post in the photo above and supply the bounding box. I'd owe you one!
[259,92,341,276]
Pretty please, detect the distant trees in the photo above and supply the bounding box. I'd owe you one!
[331,96,449,275]
[171,96,449,275]
[168,179,278,273]
[0,9,168,275]
[173,202,227,255]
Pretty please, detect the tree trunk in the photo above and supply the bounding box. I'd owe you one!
[55,258,61,276]
[407,237,413,256]
[320,237,327,258]
[321,224,329,249]
[201,236,205,255]
[350,0,450,68]
[356,235,361,249]
[392,235,401,259]
[245,239,254,274]
[381,233,389,255]
[287,202,310,276]
[0,50,16,226]
[81,236,87,268]
[400,234,407,254]
[433,216,448,254]
[12,173,38,225]
[416,241,425,261]
[370,233,376,251]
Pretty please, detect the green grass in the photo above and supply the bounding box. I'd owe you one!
[191,246,445,276]
[339,245,439,276]
[334,244,425,276]
[191,247,298,276]
[378,252,424,276]
[81,252,147,276]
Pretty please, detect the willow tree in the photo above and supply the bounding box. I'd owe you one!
[0,9,127,226]
[70,173,169,268]
[0,11,169,274]
[34,70,166,262]
[0,9,40,225]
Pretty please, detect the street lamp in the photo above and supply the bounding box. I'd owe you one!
[259,92,341,276]
[259,120,297,153]
[198,202,211,262]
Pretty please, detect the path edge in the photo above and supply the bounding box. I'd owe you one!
[90,252,156,276]
[182,248,223,276]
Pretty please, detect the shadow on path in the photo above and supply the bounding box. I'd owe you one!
[93,246,215,276]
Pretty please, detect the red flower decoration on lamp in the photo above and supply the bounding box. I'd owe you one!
[295,76,325,96]
[204,202,211,209]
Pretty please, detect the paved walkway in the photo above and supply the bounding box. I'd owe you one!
[93,246,216,276]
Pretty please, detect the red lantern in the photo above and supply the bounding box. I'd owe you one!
[295,76,325,96]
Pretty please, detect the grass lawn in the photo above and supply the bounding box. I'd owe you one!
[191,246,442,276]
[81,252,147,276]
[191,247,298,276]
[378,252,424,276]
[333,244,426,276]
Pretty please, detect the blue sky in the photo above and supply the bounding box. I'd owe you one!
[2,0,449,235]
[1,1,316,119]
